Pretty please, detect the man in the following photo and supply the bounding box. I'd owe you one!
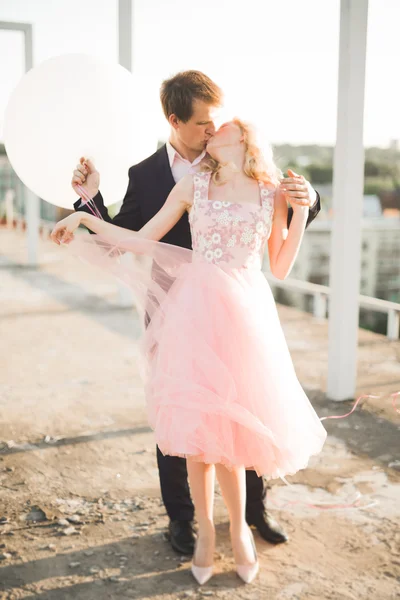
[72,70,321,556]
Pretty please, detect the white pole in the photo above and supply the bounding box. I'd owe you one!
[25,188,40,266]
[119,0,133,71]
[327,0,369,400]
[117,0,135,307]
[23,24,40,266]
[0,22,39,265]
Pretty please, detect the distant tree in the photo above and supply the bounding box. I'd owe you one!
[364,178,395,195]
[272,144,400,188]
[364,160,400,179]
[364,161,380,177]
[306,164,333,184]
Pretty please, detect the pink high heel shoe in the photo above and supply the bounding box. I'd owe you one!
[233,524,259,584]
[190,535,214,585]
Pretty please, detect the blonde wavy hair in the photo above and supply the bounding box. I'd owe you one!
[203,117,282,187]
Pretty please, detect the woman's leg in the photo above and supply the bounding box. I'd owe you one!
[215,464,256,565]
[186,457,216,567]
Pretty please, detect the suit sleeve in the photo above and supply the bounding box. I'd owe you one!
[286,190,321,231]
[73,166,144,235]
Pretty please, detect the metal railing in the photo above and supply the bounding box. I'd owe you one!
[1,192,56,240]
[3,193,399,341]
[264,273,400,341]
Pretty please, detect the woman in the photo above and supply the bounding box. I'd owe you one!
[51,118,327,585]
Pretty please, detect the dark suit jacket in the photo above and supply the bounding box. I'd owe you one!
[73,144,321,244]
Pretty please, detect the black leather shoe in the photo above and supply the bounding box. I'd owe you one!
[246,510,288,544]
[166,519,196,555]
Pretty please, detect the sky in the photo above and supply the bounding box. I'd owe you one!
[0,0,399,148]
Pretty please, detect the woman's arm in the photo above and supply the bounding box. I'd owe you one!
[267,188,309,280]
[79,175,193,244]
[52,174,194,247]
[137,174,194,241]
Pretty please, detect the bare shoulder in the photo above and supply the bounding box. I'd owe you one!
[261,179,278,193]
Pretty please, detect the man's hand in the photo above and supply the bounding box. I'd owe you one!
[51,212,82,245]
[71,157,100,199]
[278,168,317,211]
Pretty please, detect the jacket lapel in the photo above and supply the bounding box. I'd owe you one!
[156,144,176,199]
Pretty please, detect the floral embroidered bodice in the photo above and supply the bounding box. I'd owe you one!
[189,171,275,270]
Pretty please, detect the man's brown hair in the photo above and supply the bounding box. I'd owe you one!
[160,70,223,123]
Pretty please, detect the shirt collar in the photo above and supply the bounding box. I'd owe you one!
[166,140,206,168]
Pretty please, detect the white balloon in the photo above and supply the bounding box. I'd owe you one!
[3,54,159,210]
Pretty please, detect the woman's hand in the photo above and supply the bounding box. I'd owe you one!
[71,157,100,199]
[278,168,314,213]
[50,212,82,245]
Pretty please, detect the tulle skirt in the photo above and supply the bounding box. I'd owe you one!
[65,232,327,479]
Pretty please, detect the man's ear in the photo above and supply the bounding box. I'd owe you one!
[168,113,179,130]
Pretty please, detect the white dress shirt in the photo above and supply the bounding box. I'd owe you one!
[166,140,206,183]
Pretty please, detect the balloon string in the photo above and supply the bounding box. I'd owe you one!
[82,189,103,220]
[391,391,400,414]
[271,390,399,512]
[320,393,376,421]
[77,185,102,219]
[320,391,399,421]
[76,185,104,220]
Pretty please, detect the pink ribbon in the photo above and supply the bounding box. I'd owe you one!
[320,390,399,421]
[76,184,104,221]
[273,391,399,511]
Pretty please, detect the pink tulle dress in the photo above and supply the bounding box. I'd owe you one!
[67,171,327,479]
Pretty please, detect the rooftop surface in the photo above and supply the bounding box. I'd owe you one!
[0,228,399,599]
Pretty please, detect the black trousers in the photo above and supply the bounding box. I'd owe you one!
[156,445,267,522]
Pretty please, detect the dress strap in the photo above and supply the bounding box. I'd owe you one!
[258,180,275,208]
[193,171,211,207]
